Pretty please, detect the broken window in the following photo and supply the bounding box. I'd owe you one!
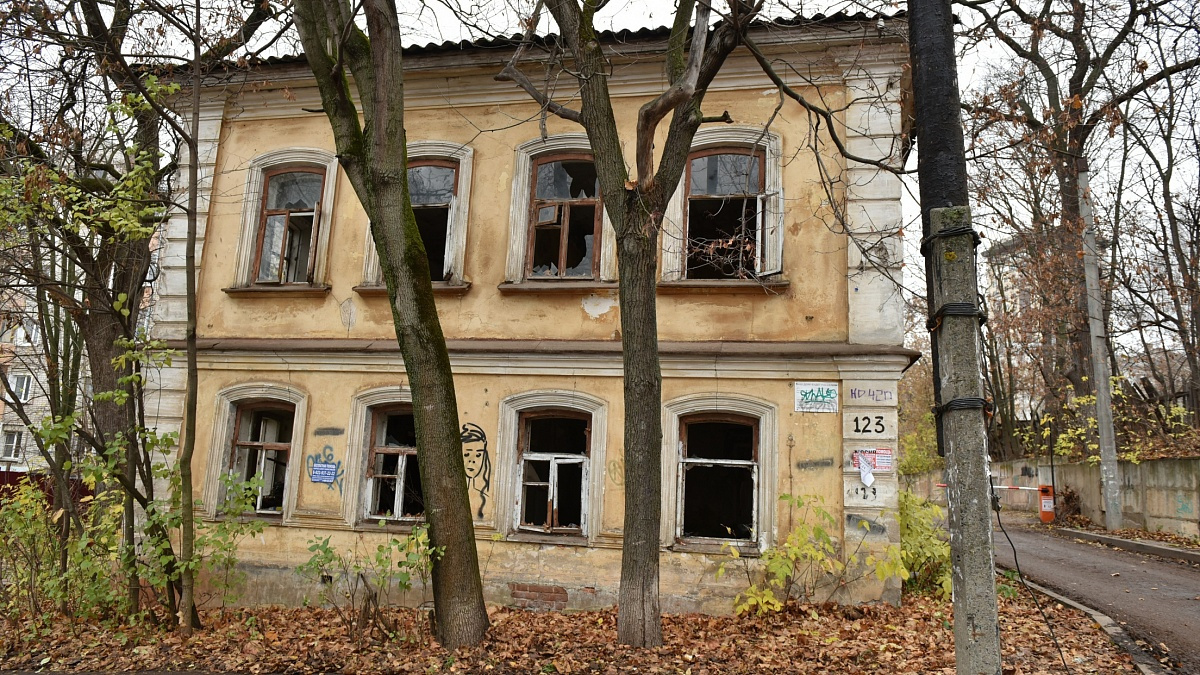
[364,407,425,522]
[527,156,602,280]
[678,413,758,540]
[684,149,766,280]
[230,404,294,514]
[254,169,325,284]
[407,160,458,281]
[516,410,590,534]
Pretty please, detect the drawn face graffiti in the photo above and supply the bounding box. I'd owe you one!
[459,423,491,518]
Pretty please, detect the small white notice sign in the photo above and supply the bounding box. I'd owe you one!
[794,381,839,413]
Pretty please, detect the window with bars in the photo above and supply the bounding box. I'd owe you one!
[253,169,325,285]
[677,413,758,541]
[364,407,425,523]
[229,405,294,514]
[516,410,590,534]
[527,156,602,280]
[684,148,772,279]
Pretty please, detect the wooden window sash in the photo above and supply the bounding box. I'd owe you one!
[526,154,602,280]
[252,167,325,285]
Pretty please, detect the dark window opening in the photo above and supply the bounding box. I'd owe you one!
[684,150,764,280]
[231,406,295,514]
[366,408,424,522]
[517,411,590,534]
[528,157,602,280]
[408,162,457,281]
[679,415,757,541]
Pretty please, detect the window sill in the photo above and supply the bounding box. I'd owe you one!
[498,281,617,294]
[353,281,472,297]
[670,539,760,557]
[506,531,589,547]
[356,518,426,532]
[656,279,790,294]
[222,284,332,298]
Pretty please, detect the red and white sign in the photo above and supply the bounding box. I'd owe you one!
[852,448,894,471]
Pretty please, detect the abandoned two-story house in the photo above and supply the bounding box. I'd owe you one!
[145,13,915,612]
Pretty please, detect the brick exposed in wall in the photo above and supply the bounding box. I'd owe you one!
[509,582,569,611]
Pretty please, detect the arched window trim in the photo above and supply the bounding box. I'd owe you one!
[660,392,778,551]
[662,128,783,281]
[361,141,474,286]
[494,389,608,542]
[235,148,339,287]
[505,134,617,282]
[204,382,308,521]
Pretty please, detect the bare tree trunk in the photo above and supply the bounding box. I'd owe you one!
[293,0,489,647]
[614,209,663,647]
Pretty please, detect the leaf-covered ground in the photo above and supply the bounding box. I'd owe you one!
[0,589,1135,674]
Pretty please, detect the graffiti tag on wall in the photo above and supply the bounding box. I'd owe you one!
[306,445,345,494]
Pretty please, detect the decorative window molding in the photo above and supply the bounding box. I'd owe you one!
[233,148,339,287]
[493,389,608,542]
[662,127,783,281]
[505,135,617,283]
[362,141,474,287]
[203,382,308,521]
[660,392,777,551]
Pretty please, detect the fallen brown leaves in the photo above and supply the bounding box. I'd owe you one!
[0,588,1135,674]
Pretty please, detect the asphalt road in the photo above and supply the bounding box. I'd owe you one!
[992,515,1200,674]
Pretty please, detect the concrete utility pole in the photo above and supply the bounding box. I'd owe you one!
[1078,159,1123,530]
[907,0,1004,672]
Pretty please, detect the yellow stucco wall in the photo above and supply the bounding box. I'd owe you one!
[196,77,849,343]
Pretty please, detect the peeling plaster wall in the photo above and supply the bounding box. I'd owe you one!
[146,27,911,612]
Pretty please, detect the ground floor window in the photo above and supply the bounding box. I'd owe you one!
[678,413,758,540]
[230,404,294,514]
[365,407,424,522]
[516,410,590,534]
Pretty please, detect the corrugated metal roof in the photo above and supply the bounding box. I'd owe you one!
[250,11,904,66]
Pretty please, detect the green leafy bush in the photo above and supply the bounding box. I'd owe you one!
[297,525,441,643]
[718,494,906,615]
[898,490,952,598]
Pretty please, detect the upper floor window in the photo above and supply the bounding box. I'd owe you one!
[684,149,764,280]
[229,403,294,514]
[1,429,22,460]
[233,148,339,290]
[678,413,758,541]
[6,372,31,403]
[254,169,325,285]
[527,156,602,280]
[504,135,617,284]
[662,129,783,282]
[516,409,590,535]
[361,142,474,288]
[364,406,424,523]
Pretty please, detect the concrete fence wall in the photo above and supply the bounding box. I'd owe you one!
[906,457,1200,537]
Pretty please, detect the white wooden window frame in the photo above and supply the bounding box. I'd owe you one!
[7,372,32,403]
[662,127,784,280]
[1,429,22,460]
[493,390,608,542]
[204,382,307,521]
[362,141,474,286]
[505,134,618,282]
[514,410,591,535]
[230,406,295,515]
[661,393,777,551]
[234,148,339,287]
